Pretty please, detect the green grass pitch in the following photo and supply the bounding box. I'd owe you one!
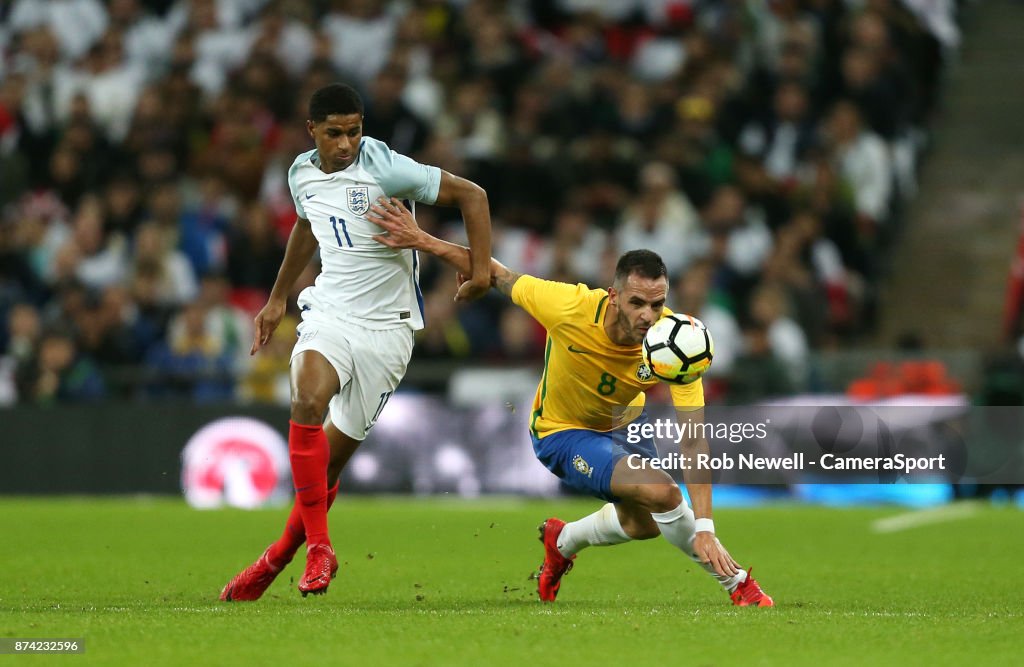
[1,496,1021,666]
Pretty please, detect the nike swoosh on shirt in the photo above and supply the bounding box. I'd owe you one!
[567,345,591,354]
[305,193,316,200]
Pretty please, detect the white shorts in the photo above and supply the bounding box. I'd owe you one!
[290,312,414,440]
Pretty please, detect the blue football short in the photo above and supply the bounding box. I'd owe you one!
[531,420,658,502]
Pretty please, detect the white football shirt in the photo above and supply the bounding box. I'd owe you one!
[287,137,441,331]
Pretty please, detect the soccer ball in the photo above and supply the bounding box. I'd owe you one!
[642,314,714,384]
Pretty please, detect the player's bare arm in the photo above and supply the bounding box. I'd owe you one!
[251,216,318,355]
[677,407,740,577]
[432,171,492,302]
[454,264,522,298]
[490,265,523,297]
[369,197,521,297]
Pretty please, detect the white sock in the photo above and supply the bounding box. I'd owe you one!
[556,503,631,558]
[651,500,747,592]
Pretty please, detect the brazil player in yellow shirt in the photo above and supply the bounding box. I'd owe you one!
[368,197,773,607]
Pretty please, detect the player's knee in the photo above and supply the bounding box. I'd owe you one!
[290,392,327,424]
[643,483,683,514]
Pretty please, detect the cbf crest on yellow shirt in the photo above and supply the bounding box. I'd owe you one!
[511,275,703,439]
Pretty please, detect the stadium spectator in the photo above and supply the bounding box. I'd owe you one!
[107,0,177,77]
[748,281,809,387]
[700,184,773,285]
[247,3,316,81]
[822,99,893,232]
[737,80,816,189]
[102,173,145,237]
[674,259,742,378]
[130,220,198,306]
[64,27,146,142]
[145,298,235,400]
[414,281,472,361]
[497,306,544,362]
[615,161,702,277]
[42,278,88,332]
[239,310,295,404]
[126,260,175,354]
[15,327,106,403]
[189,272,252,372]
[566,129,635,226]
[435,79,504,162]
[840,44,909,141]
[548,206,609,286]
[71,285,142,383]
[96,283,147,369]
[321,0,397,86]
[60,195,129,291]
[727,320,796,404]
[3,302,41,365]
[363,62,429,158]
[226,198,285,290]
[177,172,234,276]
[122,86,179,165]
[8,0,108,63]
[173,0,258,97]
[768,209,860,341]
[46,142,90,210]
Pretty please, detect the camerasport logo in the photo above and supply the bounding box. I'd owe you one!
[181,417,291,509]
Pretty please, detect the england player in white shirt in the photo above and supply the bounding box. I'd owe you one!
[220,83,492,601]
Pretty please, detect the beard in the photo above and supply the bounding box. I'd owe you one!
[618,311,644,345]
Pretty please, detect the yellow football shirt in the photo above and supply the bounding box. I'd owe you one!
[511,275,704,439]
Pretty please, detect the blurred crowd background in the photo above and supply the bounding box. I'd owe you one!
[0,0,964,406]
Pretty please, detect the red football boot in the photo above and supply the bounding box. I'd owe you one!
[730,568,774,607]
[298,543,339,597]
[220,548,284,602]
[536,518,575,602]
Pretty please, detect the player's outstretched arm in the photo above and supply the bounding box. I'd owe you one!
[251,217,318,355]
[369,197,523,298]
[677,407,741,577]
[431,171,492,302]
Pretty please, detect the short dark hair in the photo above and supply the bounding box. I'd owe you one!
[614,249,668,286]
[308,83,364,122]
